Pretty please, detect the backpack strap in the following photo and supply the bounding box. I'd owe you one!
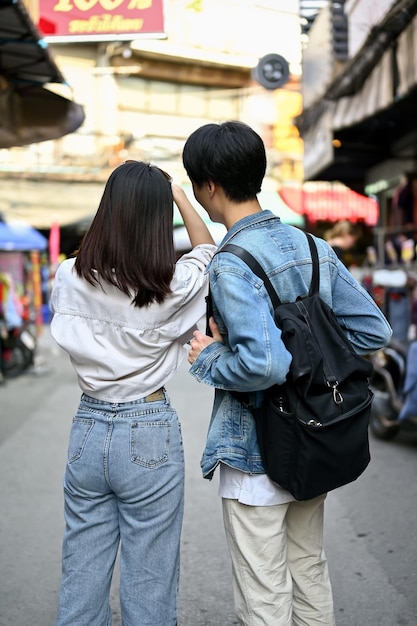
[220,243,281,307]
[220,232,320,304]
[306,233,319,296]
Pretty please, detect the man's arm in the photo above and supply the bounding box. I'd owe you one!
[187,269,292,391]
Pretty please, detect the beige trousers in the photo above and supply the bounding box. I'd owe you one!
[222,495,335,626]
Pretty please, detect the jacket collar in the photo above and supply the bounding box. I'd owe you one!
[218,210,279,249]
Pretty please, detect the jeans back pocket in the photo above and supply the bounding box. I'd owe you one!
[130,420,170,468]
[68,417,94,463]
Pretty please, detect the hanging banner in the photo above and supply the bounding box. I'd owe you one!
[36,0,165,42]
[30,251,43,331]
[49,221,61,266]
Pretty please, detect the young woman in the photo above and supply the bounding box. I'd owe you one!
[50,160,216,626]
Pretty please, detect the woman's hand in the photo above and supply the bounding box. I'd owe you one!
[172,183,215,248]
[188,317,223,364]
[172,183,188,208]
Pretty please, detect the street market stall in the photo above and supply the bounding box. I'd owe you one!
[0,220,48,328]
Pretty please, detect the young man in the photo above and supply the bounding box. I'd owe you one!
[184,121,392,626]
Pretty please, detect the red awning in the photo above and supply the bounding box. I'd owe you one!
[278,183,379,225]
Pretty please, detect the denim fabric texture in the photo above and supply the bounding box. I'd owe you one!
[55,390,184,626]
[190,211,392,479]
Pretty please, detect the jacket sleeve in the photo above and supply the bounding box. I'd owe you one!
[189,266,292,391]
[330,261,392,354]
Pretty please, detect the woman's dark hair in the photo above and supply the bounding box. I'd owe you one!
[74,161,175,307]
[182,121,266,202]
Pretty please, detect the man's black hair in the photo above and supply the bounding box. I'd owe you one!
[183,121,267,202]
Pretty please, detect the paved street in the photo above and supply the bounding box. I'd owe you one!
[1,326,417,625]
[0,326,236,626]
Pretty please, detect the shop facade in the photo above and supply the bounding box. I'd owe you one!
[298,0,417,341]
[298,0,417,217]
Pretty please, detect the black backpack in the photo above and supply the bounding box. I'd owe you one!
[217,233,374,501]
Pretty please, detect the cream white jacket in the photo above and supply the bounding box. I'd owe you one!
[50,244,216,402]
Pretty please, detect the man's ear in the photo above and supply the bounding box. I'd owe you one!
[207,180,216,197]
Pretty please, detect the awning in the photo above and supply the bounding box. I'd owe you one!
[297,0,417,188]
[299,46,398,185]
[279,183,379,225]
[0,220,47,251]
[0,0,85,147]
[300,82,417,189]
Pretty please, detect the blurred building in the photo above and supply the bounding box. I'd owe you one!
[0,0,305,243]
[297,0,417,232]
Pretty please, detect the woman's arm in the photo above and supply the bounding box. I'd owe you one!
[172,184,215,248]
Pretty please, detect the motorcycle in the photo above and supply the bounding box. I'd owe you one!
[2,321,37,379]
[365,260,417,439]
[369,337,417,439]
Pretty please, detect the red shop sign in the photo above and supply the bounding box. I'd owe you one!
[37,0,165,41]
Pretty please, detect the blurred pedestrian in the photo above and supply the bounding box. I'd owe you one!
[0,271,24,382]
[397,173,417,227]
[50,160,216,626]
[324,220,359,264]
[0,272,8,383]
[183,120,392,626]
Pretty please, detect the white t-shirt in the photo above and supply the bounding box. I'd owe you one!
[219,463,295,506]
[50,244,217,402]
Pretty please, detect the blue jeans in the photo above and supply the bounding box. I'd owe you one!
[56,390,184,626]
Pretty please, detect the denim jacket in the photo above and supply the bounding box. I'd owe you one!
[189,211,392,479]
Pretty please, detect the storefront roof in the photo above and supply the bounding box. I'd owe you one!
[0,0,64,86]
[0,0,85,147]
[297,0,417,188]
[279,183,379,225]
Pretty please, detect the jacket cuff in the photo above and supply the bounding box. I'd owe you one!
[189,341,229,383]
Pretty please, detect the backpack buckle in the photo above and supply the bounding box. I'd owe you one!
[328,380,343,404]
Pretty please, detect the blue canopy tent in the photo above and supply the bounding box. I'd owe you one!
[0,221,47,251]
